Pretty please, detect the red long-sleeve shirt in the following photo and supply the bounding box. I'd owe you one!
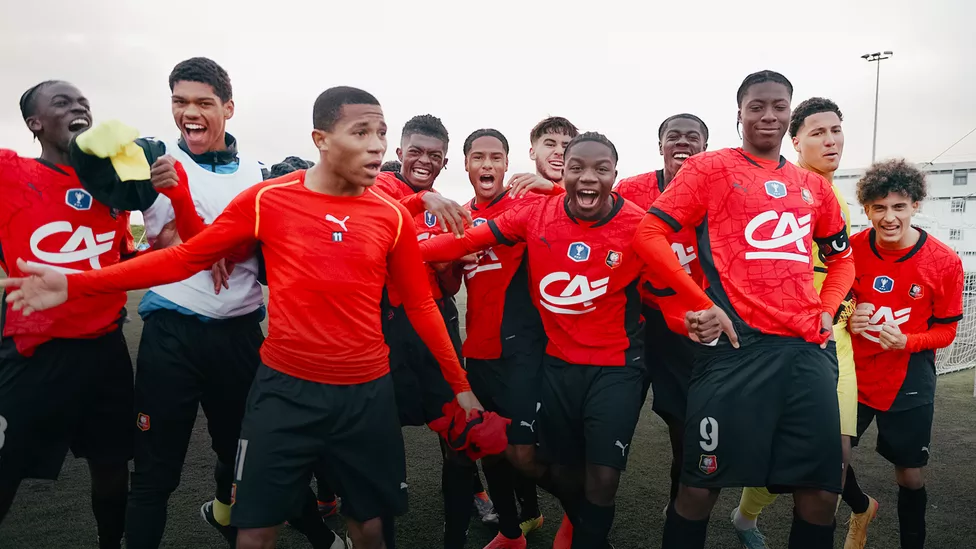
[65,170,469,392]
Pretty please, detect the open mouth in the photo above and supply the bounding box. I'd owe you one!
[411,166,432,181]
[365,161,382,173]
[67,118,90,132]
[183,122,207,140]
[478,174,496,188]
[548,160,564,170]
[576,188,600,208]
[673,152,690,161]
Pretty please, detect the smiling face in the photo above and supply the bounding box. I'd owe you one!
[171,80,234,154]
[312,103,388,189]
[530,131,574,183]
[563,140,617,220]
[738,81,791,158]
[465,135,509,203]
[397,133,447,190]
[659,117,707,180]
[865,191,919,249]
[793,111,844,176]
[26,82,92,151]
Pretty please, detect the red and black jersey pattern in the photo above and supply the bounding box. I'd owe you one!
[0,149,127,354]
[461,192,544,359]
[649,148,850,347]
[488,193,646,366]
[849,228,964,411]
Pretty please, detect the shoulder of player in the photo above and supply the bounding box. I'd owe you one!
[920,229,963,265]
[850,228,872,246]
[615,171,656,192]
[615,194,647,217]
[0,149,19,163]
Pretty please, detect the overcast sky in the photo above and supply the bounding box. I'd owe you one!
[2,0,974,204]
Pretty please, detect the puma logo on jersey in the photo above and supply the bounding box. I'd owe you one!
[615,440,629,457]
[325,214,349,232]
[744,210,811,263]
[861,306,911,344]
[672,242,696,274]
[29,221,116,274]
[520,420,536,433]
[539,272,609,315]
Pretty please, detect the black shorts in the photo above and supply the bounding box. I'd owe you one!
[853,402,934,468]
[681,338,842,494]
[642,307,695,424]
[0,328,133,484]
[537,355,645,471]
[384,298,461,427]
[230,365,407,528]
[466,348,544,446]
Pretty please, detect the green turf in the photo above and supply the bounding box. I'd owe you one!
[3,289,975,548]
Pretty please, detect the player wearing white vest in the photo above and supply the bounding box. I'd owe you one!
[69,58,343,549]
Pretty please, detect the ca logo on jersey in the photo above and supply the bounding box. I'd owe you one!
[672,242,697,274]
[567,242,590,262]
[764,180,787,199]
[29,221,116,274]
[539,272,609,315]
[862,306,912,344]
[874,276,894,293]
[65,188,93,211]
[744,210,811,263]
[464,248,502,279]
[424,211,437,228]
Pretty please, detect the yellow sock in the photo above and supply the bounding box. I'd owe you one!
[739,487,778,520]
[212,499,232,527]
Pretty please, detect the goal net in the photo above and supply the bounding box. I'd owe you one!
[938,271,976,375]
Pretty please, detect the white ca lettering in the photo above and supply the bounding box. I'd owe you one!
[861,306,911,344]
[538,272,610,315]
[744,210,811,263]
[29,221,115,274]
[699,417,719,452]
[464,248,502,279]
[671,242,696,274]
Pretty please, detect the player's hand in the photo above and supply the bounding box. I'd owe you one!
[150,155,180,190]
[879,322,908,351]
[506,173,553,198]
[687,306,739,348]
[458,254,480,266]
[0,258,69,316]
[456,391,485,419]
[820,311,835,349]
[849,303,875,335]
[422,193,472,237]
[211,259,235,294]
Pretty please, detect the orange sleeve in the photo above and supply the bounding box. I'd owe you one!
[67,188,258,299]
[633,214,713,312]
[817,251,855,317]
[419,222,500,263]
[906,322,958,353]
[387,208,470,394]
[398,190,429,216]
[156,162,207,241]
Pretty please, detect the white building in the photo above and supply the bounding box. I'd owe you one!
[833,161,976,272]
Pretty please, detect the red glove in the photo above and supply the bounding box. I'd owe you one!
[429,400,511,461]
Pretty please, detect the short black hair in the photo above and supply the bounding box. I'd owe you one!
[312,86,381,131]
[530,116,578,145]
[401,114,449,147]
[658,113,709,142]
[736,70,793,107]
[169,57,233,103]
[269,156,314,178]
[19,80,66,120]
[381,160,402,172]
[565,131,618,164]
[789,97,843,138]
[857,159,927,205]
[463,129,509,156]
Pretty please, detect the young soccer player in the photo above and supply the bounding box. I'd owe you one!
[614,113,708,511]
[67,57,272,548]
[1,86,481,549]
[634,70,855,549]
[505,116,580,199]
[730,97,859,548]
[453,128,551,549]
[844,159,963,549]
[0,81,132,549]
[421,132,652,549]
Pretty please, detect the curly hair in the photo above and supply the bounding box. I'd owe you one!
[530,116,578,145]
[463,128,509,156]
[789,97,843,138]
[856,159,927,205]
[169,57,233,102]
[565,131,618,164]
[401,114,449,147]
[380,160,402,173]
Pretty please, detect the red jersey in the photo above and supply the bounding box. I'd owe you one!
[849,229,963,411]
[460,192,544,360]
[422,193,649,367]
[0,150,128,354]
[649,148,852,346]
[374,171,446,305]
[66,171,469,393]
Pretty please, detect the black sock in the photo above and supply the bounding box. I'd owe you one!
[536,468,581,526]
[90,464,128,549]
[472,467,486,494]
[289,488,339,549]
[315,471,335,503]
[661,503,707,549]
[214,458,234,505]
[842,465,870,514]
[382,513,397,549]
[443,458,475,549]
[787,511,834,549]
[482,459,521,539]
[514,473,540,520]
[898,485,926,549]
[573,498,615,548]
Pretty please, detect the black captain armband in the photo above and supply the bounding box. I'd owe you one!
[815,228,851,262]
